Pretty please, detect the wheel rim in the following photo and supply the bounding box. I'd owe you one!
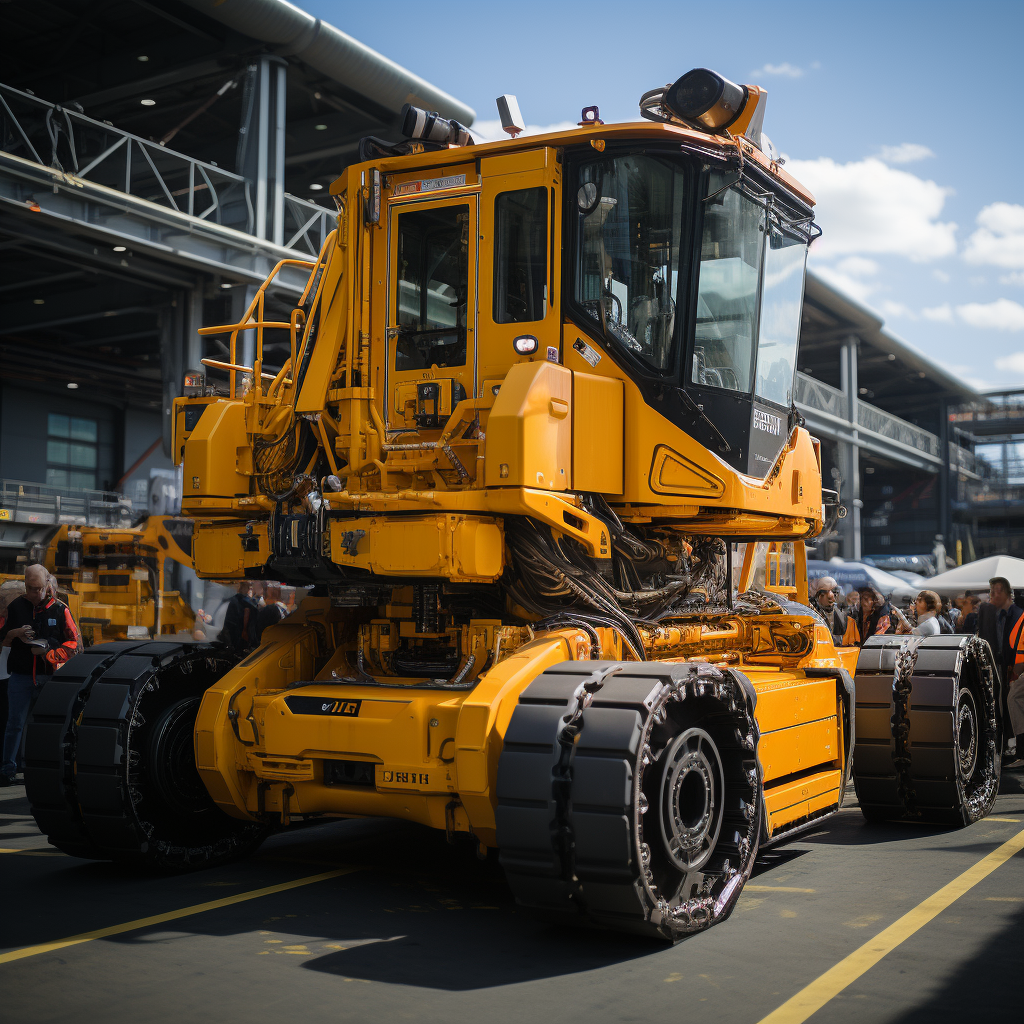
[146,695,211,816]
[657,727,725,873]
[955,687,978,779]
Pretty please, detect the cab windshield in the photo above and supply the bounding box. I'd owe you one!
[574,154,687,372]
[573,155,809,410]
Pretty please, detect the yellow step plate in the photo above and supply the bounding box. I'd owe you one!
[764,767,842,836]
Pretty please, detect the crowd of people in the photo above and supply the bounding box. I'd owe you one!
[810,574,1024,770]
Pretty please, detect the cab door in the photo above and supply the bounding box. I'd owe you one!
[478,148,561,395]
[385,188,478,430]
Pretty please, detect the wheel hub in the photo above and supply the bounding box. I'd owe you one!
[147,696,211,815]
[658,727,724,872]
[955,688,978,779]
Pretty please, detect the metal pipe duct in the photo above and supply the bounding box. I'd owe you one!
[180,0,475,126]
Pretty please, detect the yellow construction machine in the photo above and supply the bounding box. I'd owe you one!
[2,516,196,643]
[23,69,999,941]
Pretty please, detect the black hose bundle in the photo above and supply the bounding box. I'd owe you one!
[501,505,727,659]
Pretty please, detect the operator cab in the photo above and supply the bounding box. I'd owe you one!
[567,143,813,478]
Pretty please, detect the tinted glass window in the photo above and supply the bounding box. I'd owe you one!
[494,187,547,323]
[692,176,765,393]
[575,155,686,372]
[395,204,469,370]
[755,225,807,407]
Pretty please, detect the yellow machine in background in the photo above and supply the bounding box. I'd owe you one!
[1,516,196,643]
[24,69,999,941]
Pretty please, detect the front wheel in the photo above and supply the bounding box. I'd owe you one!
[25,641,268,869]
[496,661,763,942]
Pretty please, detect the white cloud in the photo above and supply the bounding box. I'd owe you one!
[876,143,935,165]
[786,156,956,262]
[471,119,579,143]
[957,298,1024,331]
[752,62,804,78]
[922,304,954,322]
[835,256,879,278]
[811,264,874,304]
[933,269,950,283]
[994,352,1024,375]
[964,203,1024,269]
[880,300,914,318]
[1001,271,1024,286]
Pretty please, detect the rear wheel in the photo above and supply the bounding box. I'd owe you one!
[25,641,267,868]
[496,661,762,942]
[853,635,1000,825]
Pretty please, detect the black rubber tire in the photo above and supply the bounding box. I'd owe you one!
[496,660,763,943]
[852,635,1000,826]
[24,640,268,869]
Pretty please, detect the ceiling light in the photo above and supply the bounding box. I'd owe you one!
[140,98,156,107]
[33,298,44,305]
[113,245,127,252]
[309,183,323,190]
[67,382,79,390]
[137,55,149,62]
[314,123,328,131]
[220,282,233,289]
[887,353,896,361]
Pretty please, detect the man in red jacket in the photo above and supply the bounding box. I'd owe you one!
[0,563,80,786]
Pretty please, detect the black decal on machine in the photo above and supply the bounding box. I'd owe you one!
[284,696,362,717]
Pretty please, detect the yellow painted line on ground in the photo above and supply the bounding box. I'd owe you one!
[745,885,816,893]
[0,848,62,857]
[757,826,1024,1024]
[987,817,1021,823]
[0,866,359,966]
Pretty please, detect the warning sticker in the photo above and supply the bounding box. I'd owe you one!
[573,337,601,367]
[394,174,467,196]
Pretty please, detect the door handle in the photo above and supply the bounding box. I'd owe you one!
[549,398,569,419]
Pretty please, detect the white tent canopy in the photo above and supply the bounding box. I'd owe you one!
[926,555,1024,595]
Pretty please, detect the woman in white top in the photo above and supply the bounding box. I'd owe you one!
[897,590,943,636]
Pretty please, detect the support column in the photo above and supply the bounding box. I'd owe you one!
[938,398,951,544]
[840,336,862,560]
[236,56,287,244]
[160,287,200,457]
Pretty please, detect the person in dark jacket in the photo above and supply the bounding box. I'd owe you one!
[255,583,288,644]
[856,585,895,646]
[0,564,80,785]
[976,576,1022,752]
[219,582,259,653]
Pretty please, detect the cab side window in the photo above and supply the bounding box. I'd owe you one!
[493,187,547,323]
[395,204,469,370]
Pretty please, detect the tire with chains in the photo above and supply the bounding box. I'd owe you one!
[852,634,999,825]
[24,641,268,868]
[496,660,763,942]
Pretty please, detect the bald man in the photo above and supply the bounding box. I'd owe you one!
[0,563,80,785]
[810,575,859,647]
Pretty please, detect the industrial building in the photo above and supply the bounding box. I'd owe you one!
[0,0,472,529]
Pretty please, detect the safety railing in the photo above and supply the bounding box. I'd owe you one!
[198,232,335,415]
[856,402,941,457]
[0,82,334,258]
[0,478,133,527]
[794,373,845,419]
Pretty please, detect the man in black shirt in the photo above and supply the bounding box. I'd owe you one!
[0,564,80,785]
[218,582,260,653]
[976,576,1021,753]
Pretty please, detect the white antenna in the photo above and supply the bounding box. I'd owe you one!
[496,94,526,137]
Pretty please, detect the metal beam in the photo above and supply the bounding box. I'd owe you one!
[0,306,153,337]
[0,270,90,295]
[72,58,231,109]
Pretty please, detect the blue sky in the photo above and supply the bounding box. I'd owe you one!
[303,0,1024,391]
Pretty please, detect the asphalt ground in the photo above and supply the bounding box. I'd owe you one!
[1,772,1022,1024]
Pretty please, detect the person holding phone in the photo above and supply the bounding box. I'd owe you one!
[0,563,81,786]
